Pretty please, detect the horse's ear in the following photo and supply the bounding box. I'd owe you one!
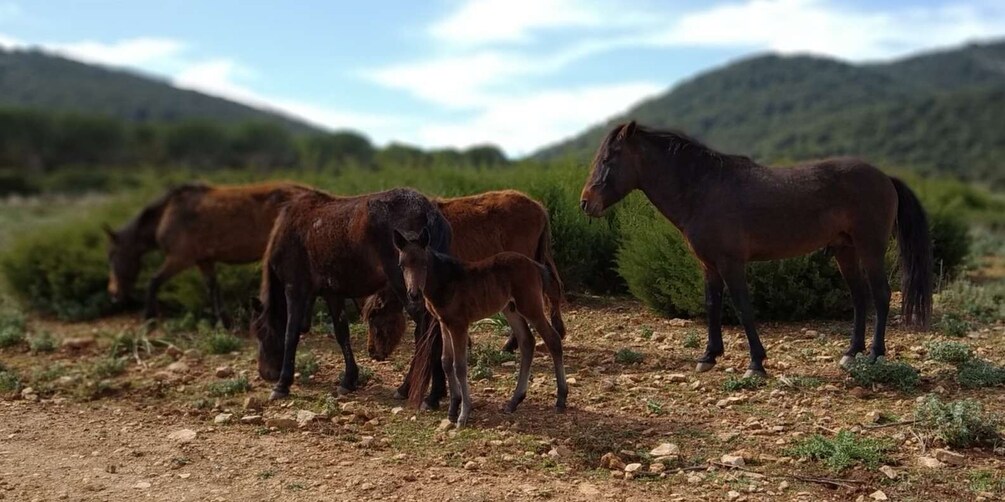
[619,120,637,139]
[418,227,430,248]
[102,223,117,243]
[392,229,408,251]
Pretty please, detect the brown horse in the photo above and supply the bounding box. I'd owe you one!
[252,187,452,401]
[394,228,567,427]
[364,190,565,362]
[104,181,313,325]
[581,121,932,377]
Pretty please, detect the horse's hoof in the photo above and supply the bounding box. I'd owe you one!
[695,362,716,373]
[503,403,517,414]
[743,369,768,379]
[555,403,567,414]
[268,390,289,401]
[839,355,855,369]
[336,385,354,396]
[455,418,468,429]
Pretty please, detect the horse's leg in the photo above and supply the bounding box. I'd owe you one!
[501,331,519,353]
[861,247,891,362]
[450,325,473,428]
[271,285,310,400]
[720,262,767,378]
[323,293,358,394]
[834,246,869,368]
[440,323,461,423]
[197,261,230,329]
[526,311,568,412]
[144,256,188,320]
[696,267,725,372]
[501,306,533,413]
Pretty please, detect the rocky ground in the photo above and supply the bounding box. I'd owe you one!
[1,296,1003,501]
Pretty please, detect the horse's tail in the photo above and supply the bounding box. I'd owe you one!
[250,261,287,346]
[536,217,566,338]
[891,177,933,329]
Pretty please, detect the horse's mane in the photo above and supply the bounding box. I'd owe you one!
[608,123,758,169]
[119,182,210,238]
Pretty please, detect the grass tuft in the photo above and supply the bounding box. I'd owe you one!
[926,340,974,365]
[0,369,21,393]
[201,330,242,355]
[0,309,26,348]
[296,351,320,384]
[955,359,1005,389]
[915,395,1002,448]
[722,375,765,392]
[91,357,127,379]
[614,348,644,365]
[788,430,889,472]
[847,355,919,391]
[207,376,252,397]
[28,331,57,353]
[683,329,701,349]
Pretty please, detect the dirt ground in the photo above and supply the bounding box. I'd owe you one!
[1,296,1003,502]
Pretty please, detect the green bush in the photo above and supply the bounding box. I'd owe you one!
[722,375,765,392]
[614,348,644,365]
[926,340,974,365]
[938,279,1005,324]
[935,312,971,337]
[207,376,251,397]
[28,331,57,353]
[847,355,920,391]
[91,357,127,379]
[0,369,20,394]
[956,359,1005,389]
[200,329,243,355]
[0,309,26,348]
[788,430,889,472]
[915,395,1001,448]
[927,209,971,280]
[296,351,320,384]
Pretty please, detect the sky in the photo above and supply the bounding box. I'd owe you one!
[0,0,1003,156]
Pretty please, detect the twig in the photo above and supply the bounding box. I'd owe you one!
[787,473,860,490]
[815,424,840,434]
[863,419,917,429]
[709,461,758,473]
[910,427,927,455]
[674,465,710,473]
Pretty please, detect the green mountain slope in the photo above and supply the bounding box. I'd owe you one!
[534,40,1005,187]
[0,49,319,133]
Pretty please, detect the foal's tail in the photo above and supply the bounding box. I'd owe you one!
[535,217,566,339]
[891,177,933,329]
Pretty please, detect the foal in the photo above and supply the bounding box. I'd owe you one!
[394,228,567,427]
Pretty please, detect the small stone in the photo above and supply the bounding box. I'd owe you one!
[805,330,819,338]
[167,429,197,444]
[166,361,189,374]
[296,410,318,427]
[649,443,680,457]
[183,348,202,360]
[20,387,36,398]
[779,481,789,491]
[178,473,191,479]
[265,417,297,430]
[243,396,263,411]
[214,366,233,378]
[667,374,686,383]
[917,456,944,469]
[133,481,151,489]
[391,406,404,415]
[879,465,898,480]
[578,483,600,496]
[727,490,741,500]
[721,454,745,467]
[436,419,452,431]
[865,410,882,424]
[649,463,665,473]
[548,445,572,459]
[624,463,642,473]
[668,318,691,327]
[213,413,233,425]
[934,448,964,466]
[240,415,263,425]
[599,452,625,470]
[870,490,888,501]
[61,337,95,350]
[464,461,478,471]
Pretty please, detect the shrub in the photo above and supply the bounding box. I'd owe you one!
[927,209,971,281]
[956,359,1005,389]
[0,369,20,394]
[0,309,26,348]
[28,331,57,353]
[915,396,1001,448]
[207,376,251,397]
[91,357,127,379]
[788,431,889,472]
[925,340,973,365]
[935,312,971,337]
[614,348,644,365]
[296,351,320,384]
[847,355,920,391]
[683,329,701,349]
[722,375,765,392]
[938,279,1005,324]
[200,330,243,355]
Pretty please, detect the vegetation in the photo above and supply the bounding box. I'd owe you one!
[915,396,1002,448]
[614,348,645,365]
[722,375,765,392]
[28,331,56,353]
[788,431,890,472]
[201,330,243,355]
[956,360,1005,389]
[207,376,252,397]
[296,351,320,384]
[0,308,26,348]
[91,357,127,379]
[847,356,920,391]
[926,340,974,365]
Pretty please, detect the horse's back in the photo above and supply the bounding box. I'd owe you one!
[438,190,547,260]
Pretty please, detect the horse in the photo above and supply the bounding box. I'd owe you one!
[394,228,567,427]
[580,121,932,378]
[363,190,565,363]
[103,181,313,325]
[251,187,452,402]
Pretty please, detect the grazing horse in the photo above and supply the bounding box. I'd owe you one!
[394,228,567,427]
[364,190,565,363]
[103,181,313,325]
[252,187,452,402]
[580,121,932,377]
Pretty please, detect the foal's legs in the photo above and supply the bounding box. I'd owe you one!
[527,313,568,411]
[448,325,474,427]
[197,261,230,328]
[720,262,768,377]
[860,247,891,361]
[439,323,462,424]
[144,256,188,319]
[502,306,534,413]
[271,284,311,400]
[834,246,870,368]
[322,293,358,394]
[696,267,725,372]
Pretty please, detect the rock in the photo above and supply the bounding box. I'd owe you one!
[717,396,747,408]
[391,406,404,415]
[61,337,95,350]
[214,366,234,378]
[865,410,882,424]
[436,419,452,431]
[20,387,36,398]
[778,481,789,491]
[243,396,264,412]
[649,463,665,473]
[133,481,151,489]
[265,417,297,430]
[240,415,263,425]
[879,465,898,480]
[934,448,964,466]
[166,346,183,358]
[717,432,739,442]
[917,456,944,469]
[599,452,625,470]
[178,473,191,479]
[578,483,600,496]
[668,318,691,327]
[805,330,819,338]
[183,348,202,360]
[167,429,197,444]
[850,387,871,399]
[166,361,189,374]
[649,443,680,457]
[296,410,318,427]
[624,463,642,473]
[463,461,478,471]
[870,490,888,501]
[667,374,687,383]
[727,490,741,500]
[213,413,233,425]
[548,445,572,459]
[721,454,745,467]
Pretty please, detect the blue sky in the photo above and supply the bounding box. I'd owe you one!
[1,0,1003,156]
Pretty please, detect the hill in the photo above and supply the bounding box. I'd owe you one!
[534,40,1005,187]
[0,48,320,133]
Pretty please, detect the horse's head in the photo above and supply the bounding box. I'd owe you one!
[392,227,431,305]
[363,293,407,361]
[250,297,283,382]
[580,120,643,217]
[103,223,142,303]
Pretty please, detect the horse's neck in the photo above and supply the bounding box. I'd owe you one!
[638,151,719,231]
[424,252,463,307]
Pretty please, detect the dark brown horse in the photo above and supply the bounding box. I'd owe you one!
[252,187,452,401]
[364,190,565,362]
[581,121,932,377]
[395,228,567,427]
[104,181,313,325]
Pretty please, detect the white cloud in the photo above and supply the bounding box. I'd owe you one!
[430,0,606,45]
[47,37,187,67]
